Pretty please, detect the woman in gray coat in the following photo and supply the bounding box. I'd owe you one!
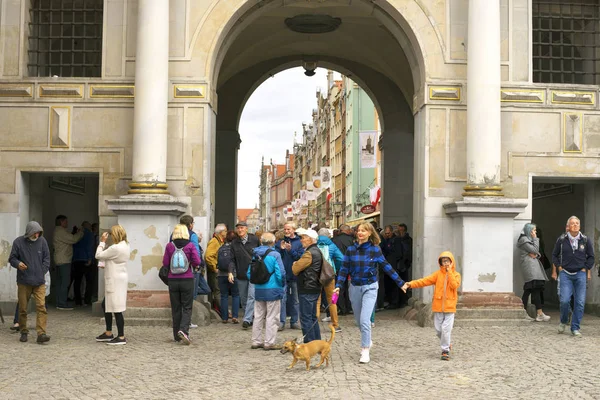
[517,223,550,322]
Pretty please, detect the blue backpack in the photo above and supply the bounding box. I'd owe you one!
[170,244,190,275]
[217,244,233,272]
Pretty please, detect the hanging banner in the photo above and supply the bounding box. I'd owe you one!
[299,208,308,220]
[307,190,317,201]
[299,190,308,205]
[312,173,322,193]
[306,181,314,191]
[320,167,332,189]
[359,131,377,168]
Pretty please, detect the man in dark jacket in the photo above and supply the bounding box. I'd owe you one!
[231,222,260,329]
[552,216,595,337]
[72,221,95,306]
[276,222,303,330]
[332,224,354,315]
[292,229,323,343]
[396,223,413,306]
[380,225,404,309]
[8,221,51,344]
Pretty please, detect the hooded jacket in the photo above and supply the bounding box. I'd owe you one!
[9,221,50,286]
[409,251,461,313]
[517,234,548,283]
[317,235,344,272]
[248,245,285,301]
[275,234,303,282]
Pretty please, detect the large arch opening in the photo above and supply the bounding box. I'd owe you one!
[210,0,425,245]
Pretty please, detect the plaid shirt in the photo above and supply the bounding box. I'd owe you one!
[336,241,405,288]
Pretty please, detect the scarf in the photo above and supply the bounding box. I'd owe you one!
[567,232,581,250]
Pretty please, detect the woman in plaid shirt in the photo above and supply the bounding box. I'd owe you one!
[333,222,406,364]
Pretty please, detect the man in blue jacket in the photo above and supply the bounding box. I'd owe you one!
[248,232,286,350]
[552,216,595,337]
[276,223,303,330]
[9,221,51,344]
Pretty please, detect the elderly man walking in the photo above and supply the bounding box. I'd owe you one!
[9,222,51,344]
[552,216,595,337]
[205,223,227,316]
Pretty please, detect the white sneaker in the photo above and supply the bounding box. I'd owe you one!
[535,313,551,322]
[322,316,331,322]
[359,349,370,364]
[190,323,198,329]
[558,323,567,334]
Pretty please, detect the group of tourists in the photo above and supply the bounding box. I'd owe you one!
[8,212,594,363]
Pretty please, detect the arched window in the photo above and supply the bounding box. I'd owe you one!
[533,0,600,85]
[28,0,103,77]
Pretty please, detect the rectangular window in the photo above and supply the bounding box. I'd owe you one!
[532,0,600,85]
[28,0,103,78]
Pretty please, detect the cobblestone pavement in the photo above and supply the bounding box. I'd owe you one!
[2,307,600,400]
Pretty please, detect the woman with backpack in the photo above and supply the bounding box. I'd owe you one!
[162,224,201,345]
[217,231,240,324]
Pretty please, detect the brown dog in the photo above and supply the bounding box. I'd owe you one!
[280,325,335,371]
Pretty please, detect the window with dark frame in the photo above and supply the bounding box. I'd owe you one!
[532,0,600,85]
[28,0,103,78]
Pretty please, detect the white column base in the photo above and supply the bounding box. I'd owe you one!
[105,195,188,304]
[443,198,527,293]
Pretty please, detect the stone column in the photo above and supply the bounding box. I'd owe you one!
[129,0,169,195]
[463,0,502,197]
[442,1,528,323]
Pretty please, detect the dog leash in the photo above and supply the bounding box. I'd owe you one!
[298,302,333,343]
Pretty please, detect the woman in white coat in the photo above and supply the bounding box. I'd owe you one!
[95,225,130,345]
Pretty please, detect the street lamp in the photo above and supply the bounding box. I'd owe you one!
[332,201,343,228]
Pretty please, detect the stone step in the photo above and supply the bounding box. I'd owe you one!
[100,317,172,327]
[121,307,172,319]
[455,308,527,320]
[454,318,534,327]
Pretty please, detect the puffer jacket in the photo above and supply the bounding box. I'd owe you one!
[409,251,461,313]
[292,244,322,294]
[248,245,285,301]
[517,235,548,282]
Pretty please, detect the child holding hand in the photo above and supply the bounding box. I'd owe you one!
[403,251,461,360]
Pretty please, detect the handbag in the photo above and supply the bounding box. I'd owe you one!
[319,257,336,286]
[197,273,211,295]
[158,266,169,285]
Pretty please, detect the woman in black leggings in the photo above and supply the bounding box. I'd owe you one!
[517,223,550,322]
[96,298,125,342]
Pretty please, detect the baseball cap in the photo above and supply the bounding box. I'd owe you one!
[296,228,318,240]
[235,222,248,227]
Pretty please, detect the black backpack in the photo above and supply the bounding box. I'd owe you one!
[217,244,233,273]
[249,249,274,284]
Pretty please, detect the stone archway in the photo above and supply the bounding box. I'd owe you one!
[206,0,429,241]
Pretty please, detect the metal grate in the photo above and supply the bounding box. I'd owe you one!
[533,0,600,85]
[28,0,103,78]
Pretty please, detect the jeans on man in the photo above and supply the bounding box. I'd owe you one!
[56,263,72,308]
[18,283,47,335]
[239,279,249,309]
[559,269,587,331]
[299,293,321,343]
[349,281,378,348]
[218,276,240,320]
[243,282,255,324]
[280,281,299,326]
[193,271,200,299]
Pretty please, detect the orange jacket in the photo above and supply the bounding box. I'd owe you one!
[409,251,461,313]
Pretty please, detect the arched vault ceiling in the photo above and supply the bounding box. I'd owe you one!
[217,5,415,104]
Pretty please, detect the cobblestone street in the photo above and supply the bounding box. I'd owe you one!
[2,307,600,400]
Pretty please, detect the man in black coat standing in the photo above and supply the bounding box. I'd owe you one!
[332,224,354,315]
[231,222,260,329]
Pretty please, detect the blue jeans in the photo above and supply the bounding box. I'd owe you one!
[218,276,240,320]
[193,271,200,299]
[243,282,255,324]
[299,293,321,342]
[280,281,299,326]
[349,281,378,348]
[56,263,71,308]
[559,270,587,331]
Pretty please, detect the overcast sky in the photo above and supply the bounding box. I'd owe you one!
[237,67,335,209]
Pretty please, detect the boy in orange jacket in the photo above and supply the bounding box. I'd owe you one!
[403,251,461,360]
